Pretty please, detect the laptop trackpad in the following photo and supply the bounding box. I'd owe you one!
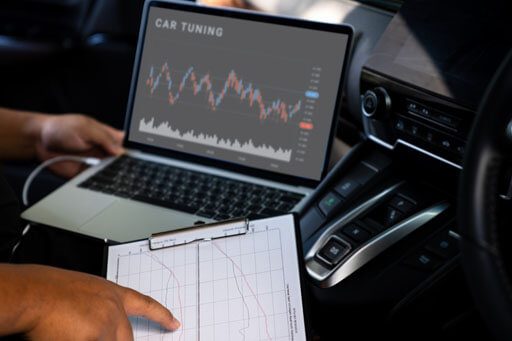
[21,186,116,230]
[79,200,205,243]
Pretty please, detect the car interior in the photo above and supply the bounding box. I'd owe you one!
[1,0,512,340]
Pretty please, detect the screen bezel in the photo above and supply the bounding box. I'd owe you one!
[123,0,353,188]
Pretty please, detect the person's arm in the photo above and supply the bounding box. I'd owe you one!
[0,107,124,177]
[0,264,180,340]
[201,0,258,9]
[0,107,48,160]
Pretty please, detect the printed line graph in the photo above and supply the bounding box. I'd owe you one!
[113,228,291,341]
[146,252,187,341]
[146,63,303,124]
[210,242,272,341]
[116,243,198,341]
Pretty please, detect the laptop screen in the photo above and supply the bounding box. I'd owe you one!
[127,2,351,182]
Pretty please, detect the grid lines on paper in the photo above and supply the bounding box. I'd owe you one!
[114,227,291,341]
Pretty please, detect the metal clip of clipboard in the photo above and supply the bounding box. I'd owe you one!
[149,218,249,251]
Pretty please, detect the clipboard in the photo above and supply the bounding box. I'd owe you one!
[103,214,311,341]
[148,218,249,251]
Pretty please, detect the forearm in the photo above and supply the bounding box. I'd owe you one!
[0,264,42,336]
[0,107,48,161]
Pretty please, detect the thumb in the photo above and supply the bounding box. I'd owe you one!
[121,287,181,331]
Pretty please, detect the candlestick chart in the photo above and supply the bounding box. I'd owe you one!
[137,62,317,163]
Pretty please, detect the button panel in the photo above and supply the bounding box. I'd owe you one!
[316,155,387,218]
[406,99,462,131]
[401,228,459,273]
[392,115,466,163]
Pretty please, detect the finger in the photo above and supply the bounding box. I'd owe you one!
[99,126,125,155]
[121,288,181,331]
[97,122,125,144]
[116,314,134,341]
[105,125,125,142]
[84,123,124,156]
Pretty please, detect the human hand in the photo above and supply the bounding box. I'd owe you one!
[35,114,124,177]
[200,0,258,10]
[0,264,180,341]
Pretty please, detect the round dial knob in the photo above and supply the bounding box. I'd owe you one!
[361,87,391,118]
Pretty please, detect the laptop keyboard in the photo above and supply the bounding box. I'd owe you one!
[78,156,305,220]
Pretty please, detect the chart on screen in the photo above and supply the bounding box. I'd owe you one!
[105,215,307,341]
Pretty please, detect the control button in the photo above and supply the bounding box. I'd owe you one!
[406,124,426,140]
[440,137,452,150]
[334,178,360,198]
[389,195,416,215]
[437,135,459,154]
[363,93,377,114]
[409,124,420,137]
[406,100,419,114]
[425,230,459,259]
[367,205,404,229]
[364,152,392,172]
[341,224,371,244]
[318,192,344,217]
[362,90,378,117]
[455,143,465,156]
[434,113,460,129]
[395,119,405,131]
[349,163,378,185]
[384,206,404,227]
[424,130,436,144]
[318,237,351,266]
[361,87,391,118]
[404,251,442,271]
[420,107,431,117]
[361,217,386,233]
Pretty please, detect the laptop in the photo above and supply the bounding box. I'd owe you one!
[22,0,353,243]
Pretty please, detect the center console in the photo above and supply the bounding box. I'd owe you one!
[297,1,511,337]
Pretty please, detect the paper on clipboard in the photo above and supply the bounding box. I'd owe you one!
[105,214,307,341]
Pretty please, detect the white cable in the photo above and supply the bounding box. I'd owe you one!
[22,155,100,206]
[11,155,100,259]
[10,224,31,257]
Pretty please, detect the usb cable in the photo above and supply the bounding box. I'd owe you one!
[11,156,101,258]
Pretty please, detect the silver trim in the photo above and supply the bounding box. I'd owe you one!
[367,134,463,170]
[448,230,461,240]
[306,198,450,288]
[368,134,394,149]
